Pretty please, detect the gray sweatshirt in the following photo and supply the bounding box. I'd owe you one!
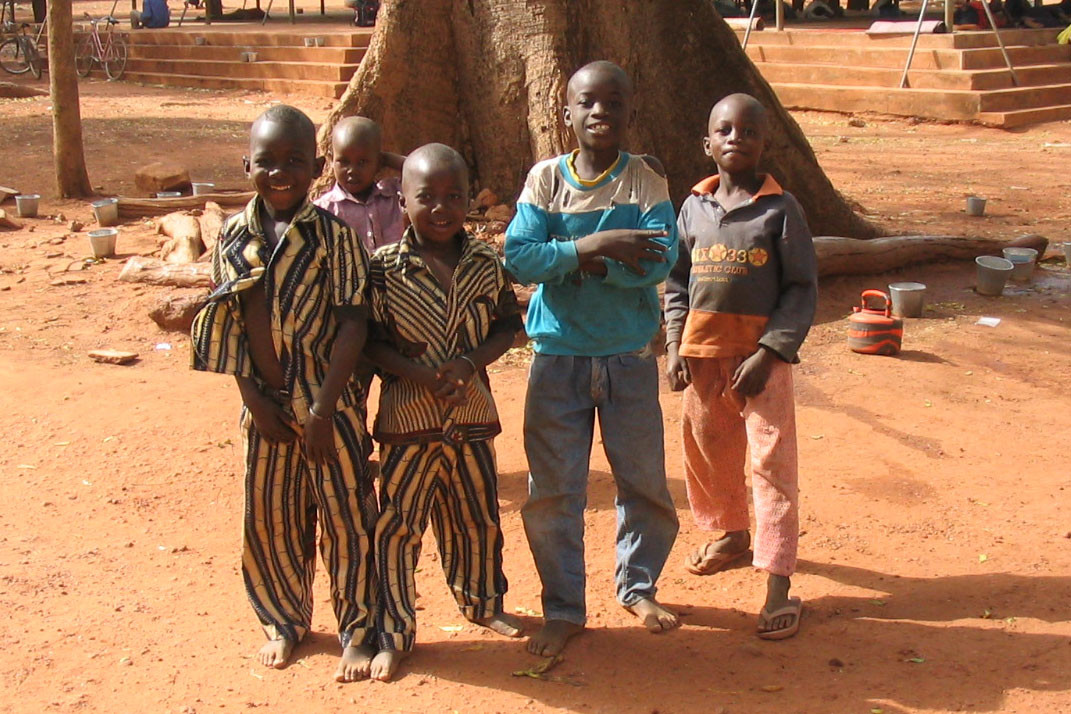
[664,174,818,363]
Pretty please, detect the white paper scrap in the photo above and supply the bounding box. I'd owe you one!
[976,317,1001,327]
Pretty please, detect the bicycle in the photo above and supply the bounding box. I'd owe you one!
[75,13,127,80]
[0,20,43,79]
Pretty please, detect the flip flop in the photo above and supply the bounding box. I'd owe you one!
[684,542,750,576]
[756,597,802,640]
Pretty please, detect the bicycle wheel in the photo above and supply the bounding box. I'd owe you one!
[103,34,127,80]
[0,36,30,75]
[75,34,94,78]
[23,38,41,79]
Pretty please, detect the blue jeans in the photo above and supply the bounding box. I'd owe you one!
[521,352,679,625]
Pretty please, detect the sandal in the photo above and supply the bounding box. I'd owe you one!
[757,597,802,640]
[684,541,749,576]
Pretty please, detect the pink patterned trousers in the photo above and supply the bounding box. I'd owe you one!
[681,355,799,577]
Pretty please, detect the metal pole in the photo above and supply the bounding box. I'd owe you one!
[979,0,1018,85]
[944,0,953,32]
[775,0,784,31]
[898,0,929,89]
[742,0,762,51]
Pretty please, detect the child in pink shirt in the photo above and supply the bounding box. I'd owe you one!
[314,116,406,256]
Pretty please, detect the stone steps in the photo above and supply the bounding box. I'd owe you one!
[102,24,368,97]
[739,27,1071,126]
[120,70,349,97]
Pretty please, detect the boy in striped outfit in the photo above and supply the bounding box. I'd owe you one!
[365,143,524,681]
[664,94,817,640]
[190,105,379,681]
[505,61,681,658]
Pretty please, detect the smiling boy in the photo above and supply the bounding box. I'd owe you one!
[190,105,379,682]
[365,143,525,681]
[505,61,681,657]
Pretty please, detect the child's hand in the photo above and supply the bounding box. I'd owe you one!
[304,410,337,464]
[435,358,475,407]
[411,364,441,393]
[246,392,299,444]
[579,228,669,276]
[666,343,692,392]
[731,347,778,398]
[578,257,608,276]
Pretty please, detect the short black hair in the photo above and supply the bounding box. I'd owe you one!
[402,143,469,188]
[251,104,317,153]
[708,93,768,128]
[567,60,634,101]
[332,116,382,152]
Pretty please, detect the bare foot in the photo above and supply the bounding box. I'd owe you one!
[369,649,409,682]
[685,530,751,576]
[625,597,680,633]
[526,619,583,657]
[256,638,294,669]
[473,611,524,638]
[334,643,374,682]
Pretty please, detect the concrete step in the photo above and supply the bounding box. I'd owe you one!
[746,42,1071,70]
[960,44,1071,69]
[976,82,1071,112]
[755,61,1071,91]
[129,28,372,48]
[120,70,348,98]
[124,57,357,82]
[736,27,1061,50]
[977,103,1071,127]
[770,81,981,119]
[128,42,366,63]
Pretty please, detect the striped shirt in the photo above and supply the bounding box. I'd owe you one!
[190,197,370,425]
[368,228,522,445]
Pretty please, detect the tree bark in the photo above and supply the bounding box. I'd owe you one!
[47,0,93,198]
[319,0,878,238]
[814,233,1049,278]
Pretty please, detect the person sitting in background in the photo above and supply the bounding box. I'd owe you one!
[130,0,170,28]
[343,0,378,26]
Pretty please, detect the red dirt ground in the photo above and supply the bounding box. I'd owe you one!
[1,78,1069,714]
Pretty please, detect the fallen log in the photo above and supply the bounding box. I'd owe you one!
[156,212,205,264]
[117,191,254,218]
[118,256,212,288]
[814,234,1048,278]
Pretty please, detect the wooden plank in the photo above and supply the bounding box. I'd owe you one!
[117,191,255,218]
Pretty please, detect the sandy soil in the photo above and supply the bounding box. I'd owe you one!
[1,77,1069,714]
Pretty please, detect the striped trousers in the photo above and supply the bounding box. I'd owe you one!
[375,440,507,651]
[241,404,378,648]
[681,356,800,577]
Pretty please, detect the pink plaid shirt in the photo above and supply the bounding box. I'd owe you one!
[314,177,404,256]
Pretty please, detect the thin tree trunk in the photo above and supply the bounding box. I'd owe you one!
[319,0,879,238]
[47,0,92,198]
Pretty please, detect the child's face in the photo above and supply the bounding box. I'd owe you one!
[703,101,765,175]
[332,137,381,197]
[400,162,468,246]
[246,121,320,215]
[563,69,631,153]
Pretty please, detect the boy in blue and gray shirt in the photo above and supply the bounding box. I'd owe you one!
[505,60,680,658]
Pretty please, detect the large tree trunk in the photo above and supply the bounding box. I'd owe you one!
[320,0,878,238]
[47,0,93,198]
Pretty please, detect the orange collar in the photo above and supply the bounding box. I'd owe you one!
[691,173,783,199]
